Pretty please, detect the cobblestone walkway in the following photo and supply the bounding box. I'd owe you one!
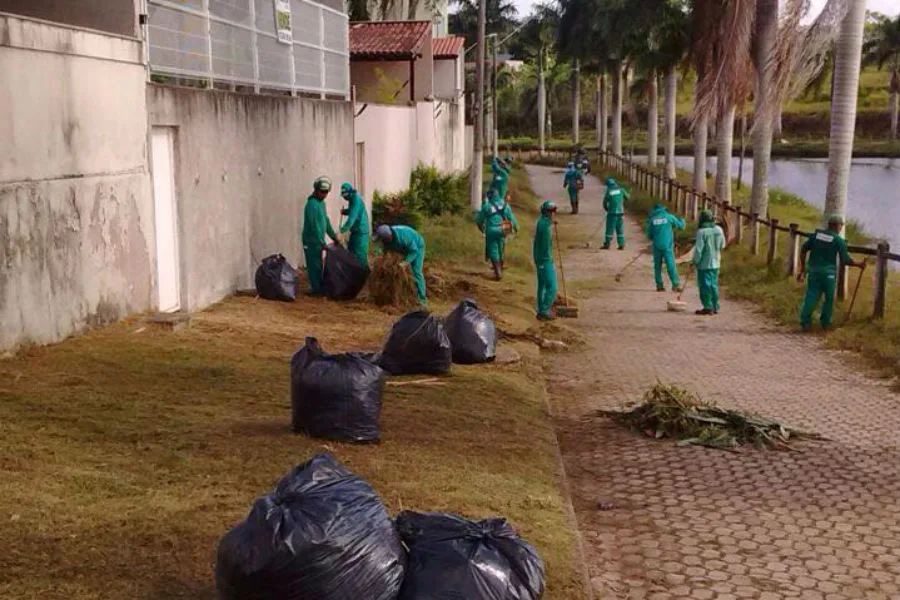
[528,165,900,600]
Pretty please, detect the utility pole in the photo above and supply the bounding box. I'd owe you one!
[492,38,499,157]
[469,0,486,211]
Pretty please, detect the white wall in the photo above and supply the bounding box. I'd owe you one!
[355,103,417,196]
[0,13,154,352]
[434,58,458,100]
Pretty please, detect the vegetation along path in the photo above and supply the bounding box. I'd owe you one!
[527,165,900,600]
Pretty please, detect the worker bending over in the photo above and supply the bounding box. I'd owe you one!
[603,176,629,250]
[563,162,583,214]
[691,210,726,315]
[374,224,428,305]
[476,188,519,280]
[533,201,559,321]
[302,177,341,296]
[646,203,685,292]
[339,183,370,268]
[797,214,864,331]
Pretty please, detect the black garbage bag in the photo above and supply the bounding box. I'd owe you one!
[444,299,497,364]
[396,511,545,600]
[255,254,298,302]
[291,337,385,443]
[378,311,452,376]
[216,454,406,600]
[324,244,370,300]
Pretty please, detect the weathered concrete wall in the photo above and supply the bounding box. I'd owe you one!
[352,61,412,105]
[0,2,139,38]
[434,58,459,100]
[432,100,465,173]
[0,14,153,352]
[147,85,355,311]
[355,103,417,195]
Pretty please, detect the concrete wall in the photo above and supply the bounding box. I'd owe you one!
[147,86,355,311]
[434,58,459,100]
[0,2,138,37]
[0,13,153,351]
[354,103,416,196]
[432,100,465,173]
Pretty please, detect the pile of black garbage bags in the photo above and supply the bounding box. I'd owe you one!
[290,299,497,444]
[216,453,546,600]
[255,248,369,302]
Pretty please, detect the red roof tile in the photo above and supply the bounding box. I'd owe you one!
[433,35,464,59]
[349,21,431,60]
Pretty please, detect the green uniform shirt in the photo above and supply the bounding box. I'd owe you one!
[382,225,425,263]
[340,192,369,236]
[563,168,583,189]
[476,197,519,233]
[645,206,685,251]
[692,223,726,270]
[802,229,852,275]
[302,195,338,248]
[533,215,554,264]
[603,184,628,215]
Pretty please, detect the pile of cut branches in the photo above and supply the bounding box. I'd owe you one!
[603,384,826,451]
[368,255,419,308]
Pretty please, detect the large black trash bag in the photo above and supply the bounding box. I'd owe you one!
[396,511,545,600]
[444,298,497,364]
[216,453,406,600]
[291,337,385,443]
[378,311,452,376]
[255,254,298,302]
[324,244,370,300]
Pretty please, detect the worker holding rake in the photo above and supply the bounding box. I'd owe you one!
[533,201,559,320]
[691,210,726,316]
[646,203,685,292]
[602,176,629,250]
[563,162,583,214]
[476,187,519,281]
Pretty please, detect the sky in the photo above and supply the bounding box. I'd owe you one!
[509,0,900,21]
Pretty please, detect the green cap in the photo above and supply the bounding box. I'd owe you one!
[699,209,715,224]
[826,213,845,225]
[540,200,557,214]
[340,182,355,198]
[313,176,332,192]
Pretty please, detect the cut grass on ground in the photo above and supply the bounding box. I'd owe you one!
[0,171,589,599]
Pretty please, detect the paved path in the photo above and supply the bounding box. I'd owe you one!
[528,165,900,600]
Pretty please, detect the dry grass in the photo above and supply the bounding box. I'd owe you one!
[0,172,589,600]
[368,254,420,308]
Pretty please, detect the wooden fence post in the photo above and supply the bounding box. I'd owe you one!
[690,192,699,221]
[787,223,800,276]
[750,213,760,255]
[735,209,744,245]
[767,218,779,265]
[874,241,890,319]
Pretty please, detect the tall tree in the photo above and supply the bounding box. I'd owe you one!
[750,0,777,217]
[825,0,867,219]
[572,59,582,143]
[514,3,561,153]
[864,14,900,139]
[449,0,518,49]
[597,73,608,151]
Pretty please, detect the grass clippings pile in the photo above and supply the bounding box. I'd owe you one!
[368,254,419,307]
[604,384,826,451]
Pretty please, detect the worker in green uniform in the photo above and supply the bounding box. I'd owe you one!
[646,203,685,292]
[374,224,427,305]
[563,162,583,214]
[490,156,511,202]
[691,210,726,315]
[339,182,370,268]
[533,201,559,321]
[797,214,865,331]
[603,176,629,250]
[302,176,341,296]
[476,188,519,280]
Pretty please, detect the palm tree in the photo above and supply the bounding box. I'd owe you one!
[515,4,561,153]
[597,73,608,151]
[749,0,777,217]
[825,0,867,219]
[449,0,519,49]
[864,14,900,139]
[572,60,581,143]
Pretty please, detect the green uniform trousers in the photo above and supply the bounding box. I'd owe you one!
[567,186,579,209]
[347,232,370,268]
[801,272,836,329]
[304,245,324,293]
[653,247,680,290]
[485,229,506,262]
[605,214,625,248]
[536,261,558,316]
[698,268,720,312]
[410,252,427,305]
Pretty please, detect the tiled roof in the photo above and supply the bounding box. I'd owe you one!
[433,36,464,59]
[349,21,431,60]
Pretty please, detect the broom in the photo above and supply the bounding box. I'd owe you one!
[553,221,579,318]
[667,268,691,312]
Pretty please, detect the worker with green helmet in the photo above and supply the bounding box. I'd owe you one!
[374,224,427,305]
[563,162,583,214]
[302,176,341,295]
[533,200,559,320]
[603,176,629,249]
[646,203,686,292]
[339,182,370,268]
[476,187,519,280]
[690,209,726,315]
[797,214,865,331]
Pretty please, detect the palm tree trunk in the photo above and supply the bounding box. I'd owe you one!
[825,0,866,219]
[890,69,899,140]
[538,49,547,155]
[715,104,736,204]
[571,59,581,145]
[750,0,778,218]
[612,60,623,155]
[691,69,708,192]
[597,74,608,152]
[664,67,677,179]
[773,103,784,142]
[648,69,659,168]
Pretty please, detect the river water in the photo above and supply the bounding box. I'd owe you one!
[655,155,900,249]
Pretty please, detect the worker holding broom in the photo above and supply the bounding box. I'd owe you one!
[602,176,629,250]
[690,210,726,315]
[797,214,865,332]
[476,188,519,281]
[302,177,342,296]
[339,183,370,268]
[533,201,559,321]
[563,162,583,214]
[646,203,685,292]
[374,224,427,306]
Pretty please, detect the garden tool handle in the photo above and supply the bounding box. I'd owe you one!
[845,260,867,321]
[554,221,569,306]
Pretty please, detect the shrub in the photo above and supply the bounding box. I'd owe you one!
[408,166,468,217]
[372,190,423,230]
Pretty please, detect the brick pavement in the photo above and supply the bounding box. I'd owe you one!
[527,165,900,600]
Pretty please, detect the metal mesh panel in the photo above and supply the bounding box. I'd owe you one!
[324,51,347,92]
[254,0,276,32]
[210,20,255,82]
[294,45,323,90]
[148,4,210,75]
[291,0,321,45]
[209,0,253,25]
[322,11,346,53]
[257,35,293,88]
